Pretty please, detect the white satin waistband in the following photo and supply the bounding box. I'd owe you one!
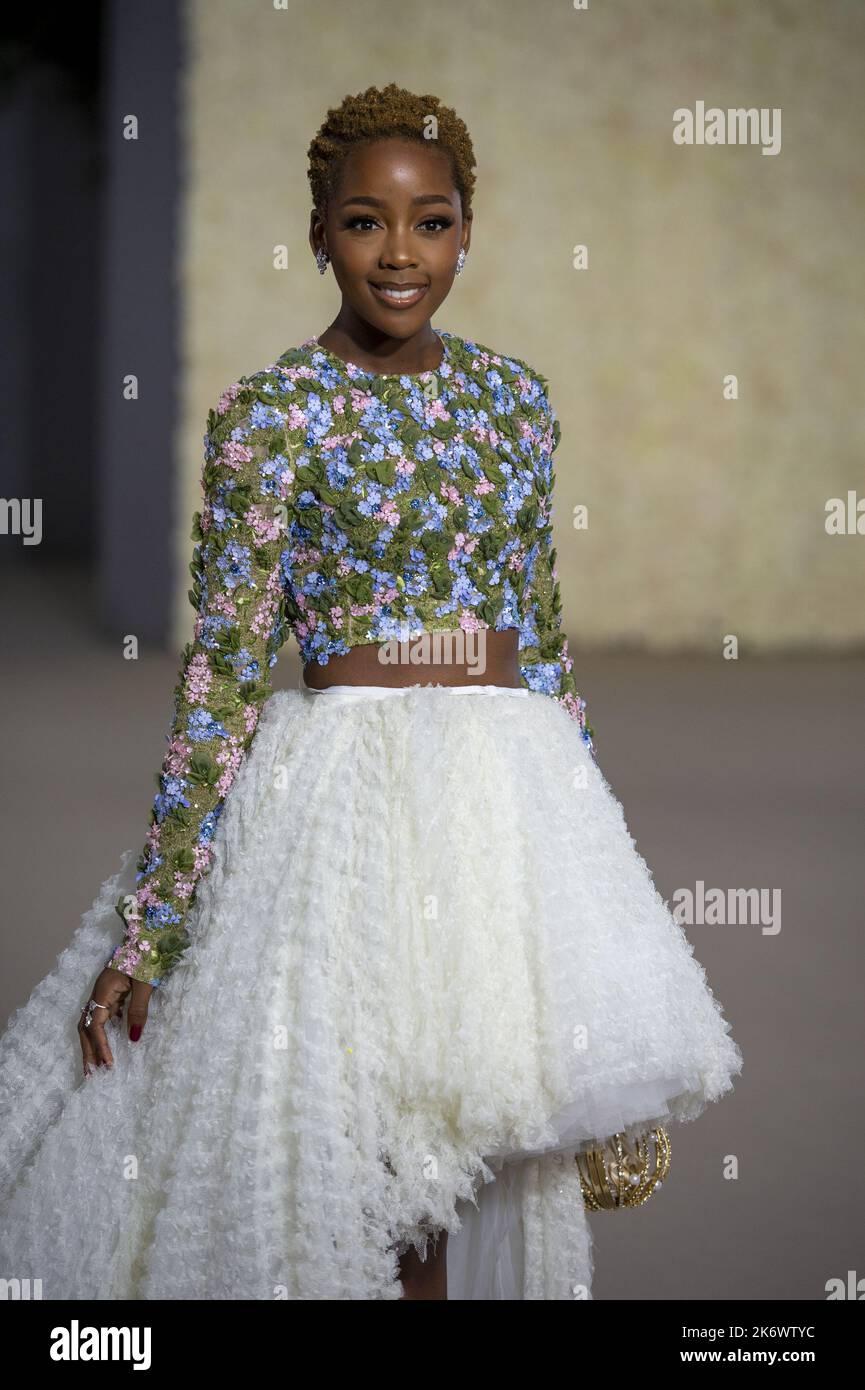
[299,678,529,702]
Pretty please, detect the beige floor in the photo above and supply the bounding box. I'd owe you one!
[1,560,862,1300]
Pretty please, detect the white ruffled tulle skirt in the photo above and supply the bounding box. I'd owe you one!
[0,680,742,1301]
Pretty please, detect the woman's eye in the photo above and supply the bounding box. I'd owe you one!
[344,216,454,233]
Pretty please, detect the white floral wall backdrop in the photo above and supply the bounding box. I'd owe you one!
[174,0,865,653]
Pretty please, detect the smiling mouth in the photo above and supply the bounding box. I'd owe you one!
[369,282,428,306]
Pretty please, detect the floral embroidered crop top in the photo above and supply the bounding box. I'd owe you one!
[105,329,595,987]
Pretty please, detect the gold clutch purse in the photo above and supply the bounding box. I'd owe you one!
[575,1127,671,1210]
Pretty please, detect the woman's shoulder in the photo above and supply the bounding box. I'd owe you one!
[205,349,308,442]
[441,335,558,467]
[449,332,552,407]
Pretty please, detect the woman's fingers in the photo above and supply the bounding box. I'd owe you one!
[79,968,132,1076]
[77,1012,98,1076]
[126,978,154,1041]
[87,1013,116,1069]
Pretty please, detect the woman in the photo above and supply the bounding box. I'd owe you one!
[0,83,742,1301]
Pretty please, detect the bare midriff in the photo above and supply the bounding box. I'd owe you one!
[302,629,522,690]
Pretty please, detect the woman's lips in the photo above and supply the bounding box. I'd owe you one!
[369,282,428,309]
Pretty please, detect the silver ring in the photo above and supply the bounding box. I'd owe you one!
[82,998,111,1028]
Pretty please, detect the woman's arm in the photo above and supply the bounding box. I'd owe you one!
[515,365,595,755]
[104,377,292,986]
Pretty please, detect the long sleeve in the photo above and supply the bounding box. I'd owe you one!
[105,379,289,986]
[515,367,596,757]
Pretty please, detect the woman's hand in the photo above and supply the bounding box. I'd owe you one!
[78,967,154,1076]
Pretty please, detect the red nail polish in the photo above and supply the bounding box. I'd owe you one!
[130,1025,142,1042]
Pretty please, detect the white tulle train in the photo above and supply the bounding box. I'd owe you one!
[0,682,742,1300]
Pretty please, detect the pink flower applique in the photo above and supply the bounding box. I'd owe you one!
[216,381,244,415]
[246,503,282,545]
[165,736,193,776]
[184,652,212,705]
[221,439,254,472]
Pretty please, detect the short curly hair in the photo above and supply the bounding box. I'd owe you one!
[307,82,476,220]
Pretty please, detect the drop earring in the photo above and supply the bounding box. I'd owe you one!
[315,248,329,275]
[455,248,467,276]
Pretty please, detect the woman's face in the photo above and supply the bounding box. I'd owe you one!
[310,137,471,341]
